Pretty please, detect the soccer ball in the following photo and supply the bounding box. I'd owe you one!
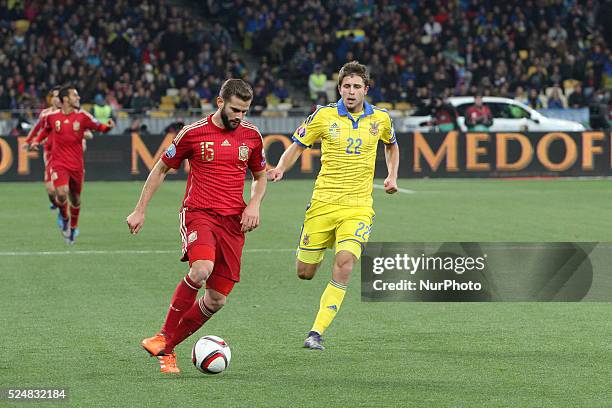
[192,335,232,374]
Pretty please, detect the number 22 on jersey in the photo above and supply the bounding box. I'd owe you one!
[346,137,362,155]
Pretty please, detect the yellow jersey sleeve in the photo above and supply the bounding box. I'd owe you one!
[379,110,397,145]
[292,106,327,148]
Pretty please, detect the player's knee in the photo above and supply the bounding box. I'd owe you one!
[56,192,67,203]
[333,252,356,279]
[204,294,226,312]
[297,261,318,280]
[189,260,214,284]
[70,195,81,207]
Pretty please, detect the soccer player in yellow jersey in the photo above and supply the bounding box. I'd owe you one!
[267,61,400,350]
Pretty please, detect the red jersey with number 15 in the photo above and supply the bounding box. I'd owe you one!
[38,110,111,171]
[161,115,266,216]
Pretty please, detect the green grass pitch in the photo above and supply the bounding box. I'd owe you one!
[1,179,611,407]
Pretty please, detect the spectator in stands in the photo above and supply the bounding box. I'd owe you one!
[308,64,327,102]
[568,84,588,108]
[272,79,290,104]
[250,80,268,116]
[547,86,566,109]
[131,86,153,114]
[465,95,493,131]
[210,23,232,50]
[513,86,529,105]
[428,96,459,132]
[367,79,384,105]
[0,83,10,110]
[423,15,442,38]
[91,94,114,125]
[527,88,545,110]
[176,88,191,112]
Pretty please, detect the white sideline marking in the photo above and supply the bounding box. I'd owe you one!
[0,249,294,256]
[373,184,415,194]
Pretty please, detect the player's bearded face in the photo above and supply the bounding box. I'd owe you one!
[339,75,368,113]
[220,96,251,130]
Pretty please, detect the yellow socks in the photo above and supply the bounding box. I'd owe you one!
[311,280,347,334]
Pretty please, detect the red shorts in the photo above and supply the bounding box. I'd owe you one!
[180,208,245,285]
[51,166,84,195]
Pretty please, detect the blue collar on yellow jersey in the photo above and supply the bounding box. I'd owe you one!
[337,99,374,129]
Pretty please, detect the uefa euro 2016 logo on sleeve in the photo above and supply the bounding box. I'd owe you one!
[361,242,607,302]
[165,143,177,159]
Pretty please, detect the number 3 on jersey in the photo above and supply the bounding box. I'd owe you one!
[346,137,362,154]
[200,141,214,161]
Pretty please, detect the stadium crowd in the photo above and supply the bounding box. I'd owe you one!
[0,0,247,115]
[215,0,611,110]
[0,0,610,116]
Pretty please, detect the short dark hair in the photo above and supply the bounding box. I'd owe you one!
[219,79,253,102]
[48,85,61,96]
[338,61,370,87]
[59,85,75,102]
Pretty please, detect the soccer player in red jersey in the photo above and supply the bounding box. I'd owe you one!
[25,86,62,210]
[126,79,267,374]
[31,85,115,243]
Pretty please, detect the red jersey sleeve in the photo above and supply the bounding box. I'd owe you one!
[248,134,266,173]
[161,128,193,169]
[81,111,111,133]
[25,113,45,143]
[34,115,53,143]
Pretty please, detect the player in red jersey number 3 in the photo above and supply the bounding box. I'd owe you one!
[126,79,267,374]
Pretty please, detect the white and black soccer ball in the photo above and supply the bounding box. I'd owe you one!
[192,335,231,374]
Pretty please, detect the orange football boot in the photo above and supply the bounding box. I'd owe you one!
[141,333,167,357]
[157,353,180,374]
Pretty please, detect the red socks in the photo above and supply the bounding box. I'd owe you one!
[161,275,201,336]
[69,205,80,229]
[164,297,215,354]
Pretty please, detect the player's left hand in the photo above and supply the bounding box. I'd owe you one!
[83,130,94,140]
[107,119,116,128]
[383,177,398,194]
[240,204,260,232]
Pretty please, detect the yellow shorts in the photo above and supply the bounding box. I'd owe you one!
[296,199,375,264]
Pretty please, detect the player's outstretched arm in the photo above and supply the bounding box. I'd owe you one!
[241,170,267,233]
[383,143,400,194]
[126,159,172,234]
[266,142,305,181]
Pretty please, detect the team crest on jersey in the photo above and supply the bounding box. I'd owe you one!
[55,120,61,132]
[328,123,340,139]
[238,145,249,161]
[73,121,80,131]
[302,233,310,246]
[188,231,198,243]
[369,121,379,136]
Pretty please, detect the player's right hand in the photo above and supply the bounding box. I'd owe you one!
[266,168,284,182]
[29,142,40,151]
[126,210,145,234]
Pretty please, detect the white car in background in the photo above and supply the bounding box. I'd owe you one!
[401,96,585,132]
